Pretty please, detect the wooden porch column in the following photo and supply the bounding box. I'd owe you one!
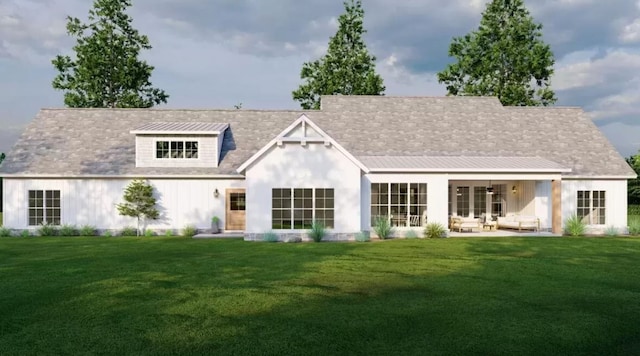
[551,179,562,235]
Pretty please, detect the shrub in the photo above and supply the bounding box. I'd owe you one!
[144,229,155,237]
[20,230,31,238]
[309,221,326,242]
[164,229,174,237]
[103,230,113,237]
[628,216,640,235]
[59,224,79,237]
[0,227,12,237]
[604,225,619,237]
[628,204,640,216]
[424,222,447,239]
[79,225,97,236]
[38,223,58,237]
[564,215,586,236]
[355,231,370,242]
[404,229,419,239]
[120,226,138,237]
[182,225,197,238]
[373,216,392,240]
[263,231,279,242]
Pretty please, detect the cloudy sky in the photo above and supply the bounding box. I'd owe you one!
[1,0,640,157]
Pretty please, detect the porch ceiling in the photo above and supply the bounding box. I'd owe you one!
[359,156,571,173]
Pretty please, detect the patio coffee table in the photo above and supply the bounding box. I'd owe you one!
[483,221,497,231]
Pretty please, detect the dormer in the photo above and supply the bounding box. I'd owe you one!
[130,122,229,168]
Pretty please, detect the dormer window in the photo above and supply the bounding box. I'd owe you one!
[131,122,229,168]
[156,141,199,159]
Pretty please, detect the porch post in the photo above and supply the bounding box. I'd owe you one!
[551,179,562,234]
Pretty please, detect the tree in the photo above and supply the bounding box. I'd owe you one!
[0,153,5,165]
[292,0,385,110]
[437,0,556,106]
[627,155,640,205]
[117,179,159,236]
[52,0,168,108]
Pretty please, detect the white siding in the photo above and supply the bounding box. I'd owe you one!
[362,174,449,230]
[244,142,361,234]
[135,135,219,168]
[2,178,244,231]
[561,179,628,231]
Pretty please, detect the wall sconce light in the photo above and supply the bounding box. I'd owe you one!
[214,188,219,198]
[511,185,517,194]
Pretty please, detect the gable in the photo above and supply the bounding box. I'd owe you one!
[283,120,323,138]
[236,114,369,174]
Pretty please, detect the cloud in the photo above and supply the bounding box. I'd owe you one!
[554,49,640,127]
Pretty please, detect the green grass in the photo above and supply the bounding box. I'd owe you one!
[0,237,639,355]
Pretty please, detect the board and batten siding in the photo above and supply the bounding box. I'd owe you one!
[561,179,628,230]
[361,174,449,231]
[135,135,220,168]
[243,142,361,234]
[2,178,244,231]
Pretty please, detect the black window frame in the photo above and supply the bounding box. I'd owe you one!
[272,188,334,230]
[28,190,61,226]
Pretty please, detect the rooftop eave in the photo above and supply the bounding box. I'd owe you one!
[367,168,572,174]
[129,130,224,135]
[0,173,245,179]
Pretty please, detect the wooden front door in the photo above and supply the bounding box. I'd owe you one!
[225,189,246,231]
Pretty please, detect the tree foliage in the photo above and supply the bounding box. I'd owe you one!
[52,0,168,108]
[0,153,5,165]
[117,179,159,236]
[627,155,640,205]
[437,0,556,106]
[292,0,385,110]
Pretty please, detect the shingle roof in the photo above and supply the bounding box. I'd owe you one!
[131,122,229,134]
[0,96,634,178]
[359,156,571,172]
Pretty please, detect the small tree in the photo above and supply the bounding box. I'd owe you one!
[0,153,5,165]
[117,179,159,236]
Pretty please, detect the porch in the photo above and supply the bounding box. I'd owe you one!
[367,177,563,235]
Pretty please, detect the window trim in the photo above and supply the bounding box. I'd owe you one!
[27,190,61,226]
[271,188,334,230]
[154,139,201,160]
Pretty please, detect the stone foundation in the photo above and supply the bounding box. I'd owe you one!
[244,232,360,242]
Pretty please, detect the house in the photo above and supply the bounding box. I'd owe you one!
[0,96,635,239]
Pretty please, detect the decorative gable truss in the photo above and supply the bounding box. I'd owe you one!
[236,114,369,173]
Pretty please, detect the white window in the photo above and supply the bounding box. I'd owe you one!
[272,188,334,229]
[577,191,606,225]
[156,141,198,159]
[28,190,61,226]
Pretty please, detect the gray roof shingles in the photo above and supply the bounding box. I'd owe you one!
[0,96,634,177]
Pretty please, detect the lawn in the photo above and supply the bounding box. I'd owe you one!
[1,237,639,355]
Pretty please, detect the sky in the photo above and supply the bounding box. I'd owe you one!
[1,0,639,158]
